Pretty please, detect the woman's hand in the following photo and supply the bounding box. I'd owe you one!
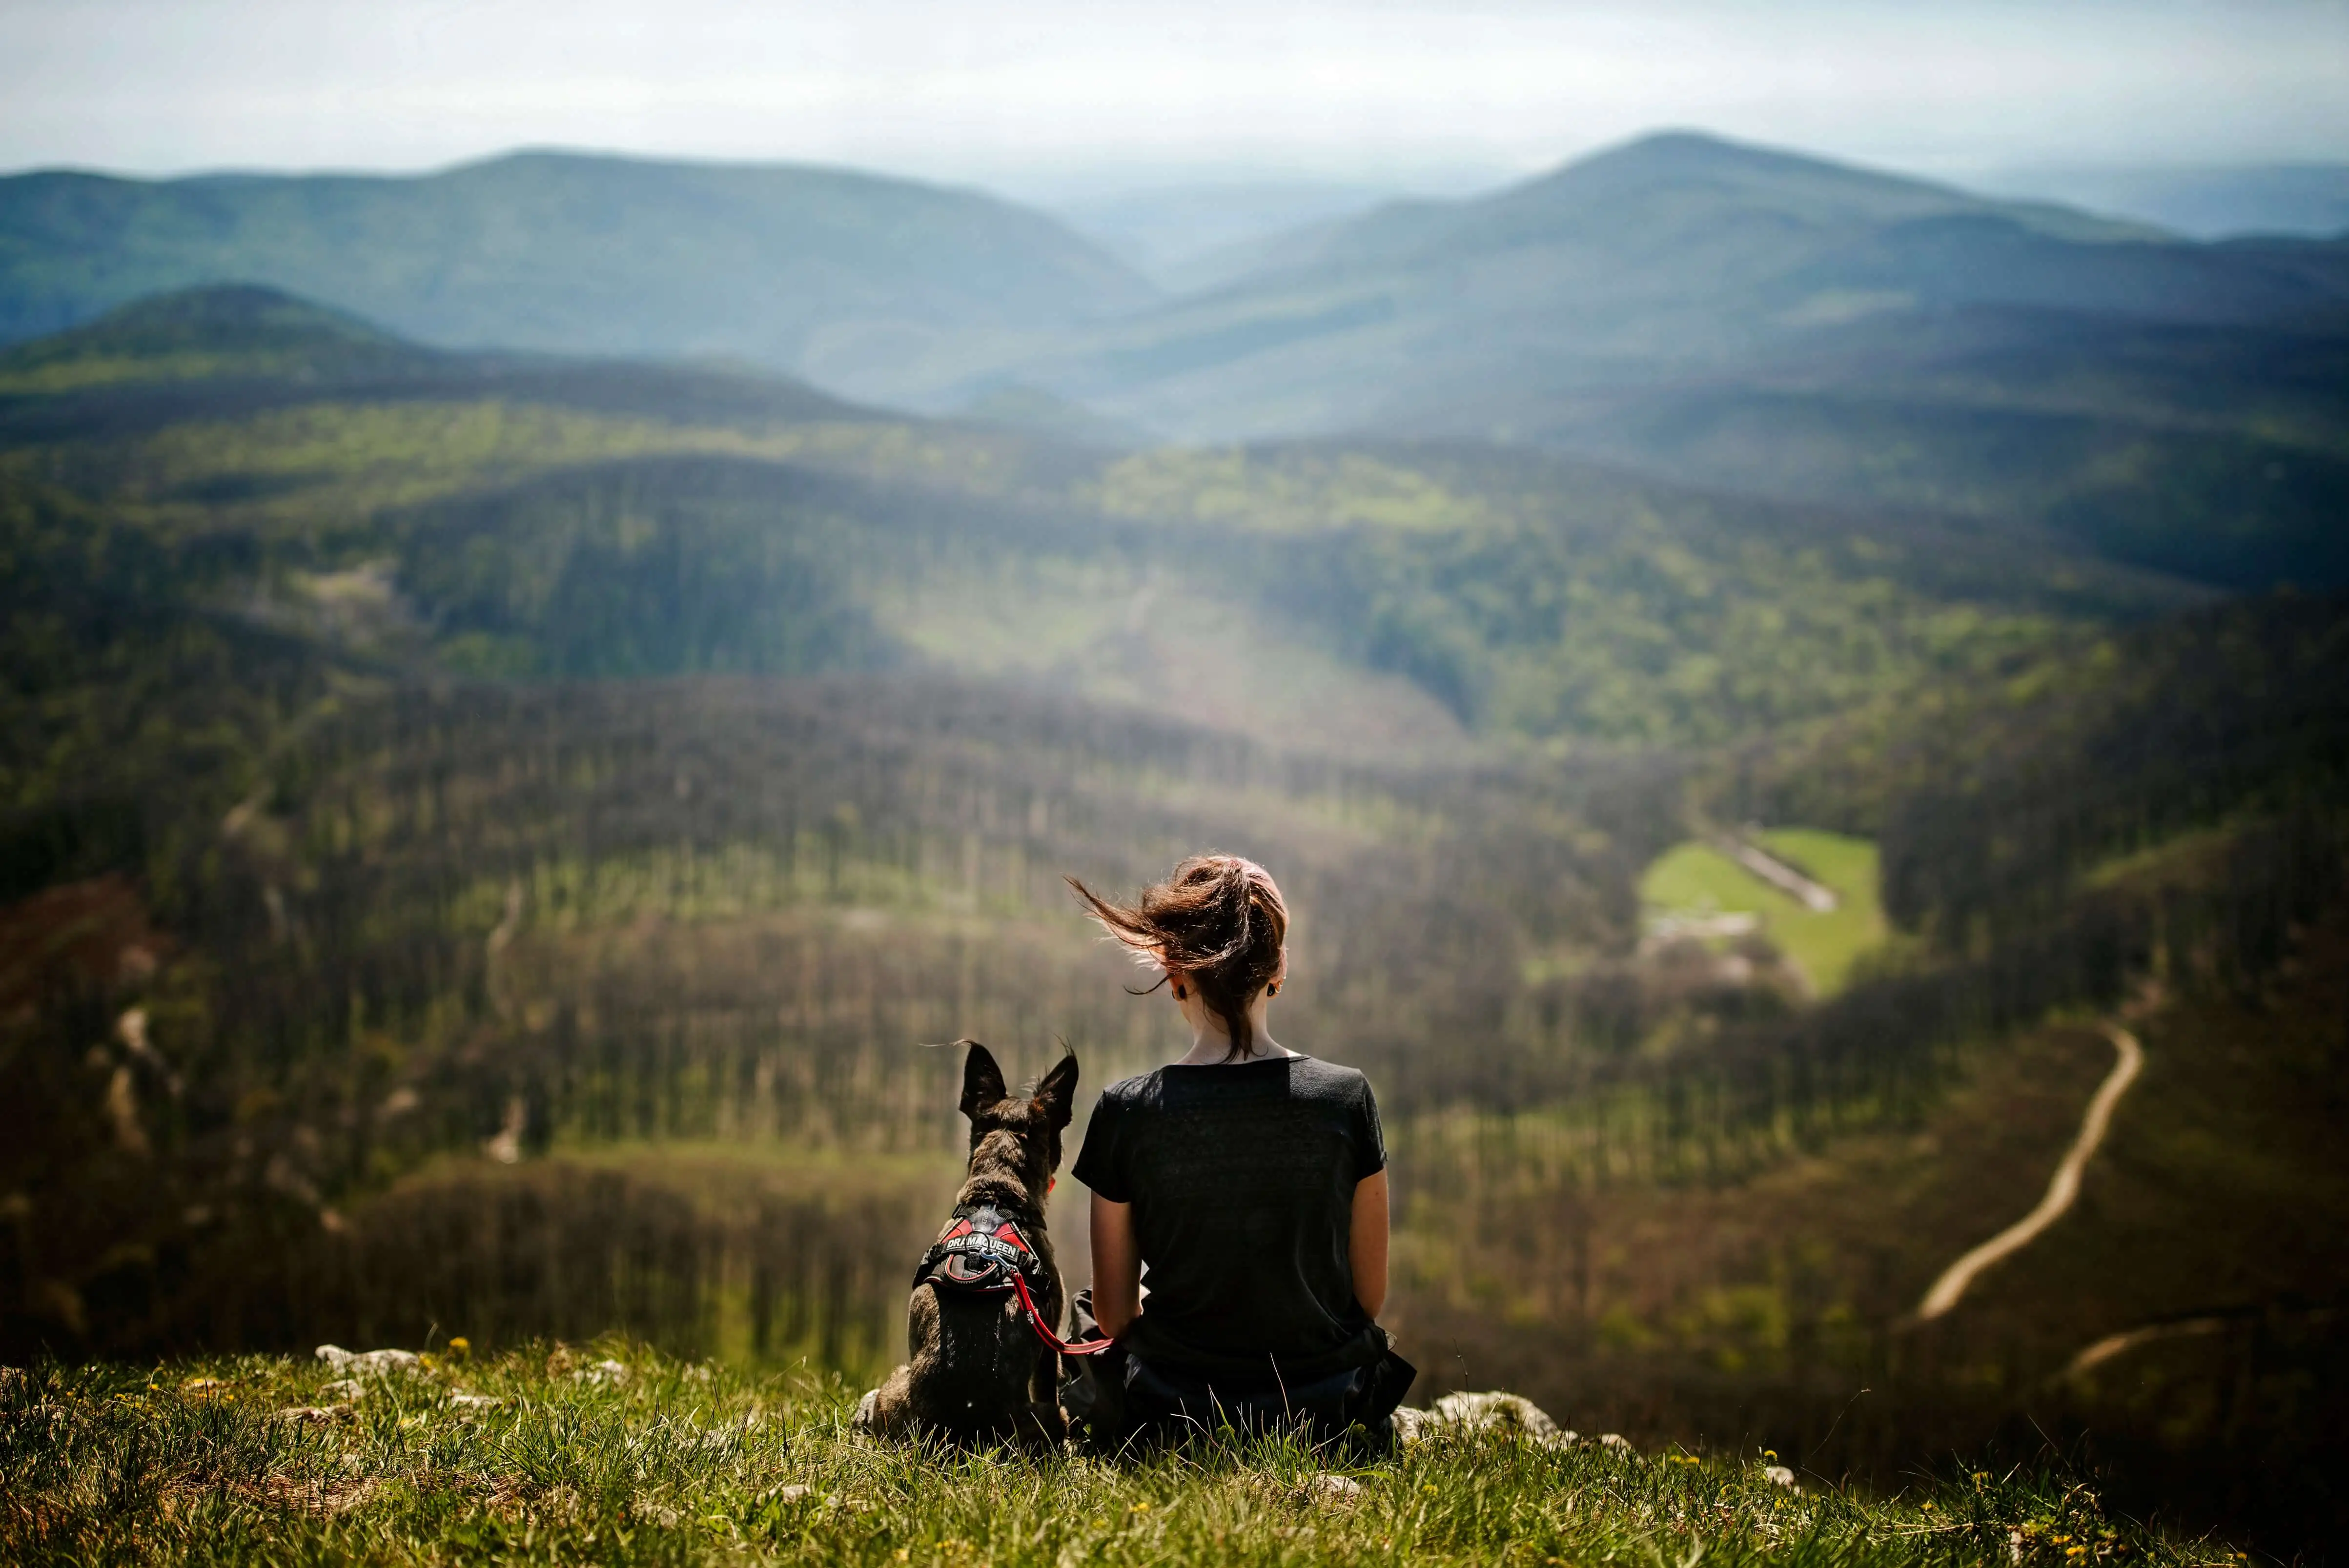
[1090,1193,1143,1338]
[1350,1169,1389,1319]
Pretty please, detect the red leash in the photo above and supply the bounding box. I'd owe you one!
[1009,1272,1117,1357]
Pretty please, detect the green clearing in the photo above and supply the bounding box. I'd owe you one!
[0,1349,2212,1568]
[1638,829,1887,996]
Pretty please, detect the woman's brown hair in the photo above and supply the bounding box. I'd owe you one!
[1067,854,1288,1061]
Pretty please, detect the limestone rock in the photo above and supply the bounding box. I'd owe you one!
[1395,1391,1575,1447]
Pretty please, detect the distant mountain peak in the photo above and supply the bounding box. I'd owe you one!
[1500,130,2163,248]
[1591,128,1818,166]
[1513,128,1964,207]
[1278,128,2162,282]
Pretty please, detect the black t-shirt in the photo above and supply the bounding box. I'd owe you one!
[1072,1054,1387,1381]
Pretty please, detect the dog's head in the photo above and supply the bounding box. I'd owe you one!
[958,1041,1079,1201]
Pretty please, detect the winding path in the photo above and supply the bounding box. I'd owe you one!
[1914,1021,2145,1322]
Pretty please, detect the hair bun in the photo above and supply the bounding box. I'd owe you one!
[1066,854,1290,1061]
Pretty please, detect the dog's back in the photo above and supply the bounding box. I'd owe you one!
[860,1278,1056,1444]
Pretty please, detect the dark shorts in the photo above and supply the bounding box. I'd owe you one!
[1060,1291,1416,1457]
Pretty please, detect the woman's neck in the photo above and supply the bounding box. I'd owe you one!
[1173,1017,1294,1067]
[1167,974,1293,1065]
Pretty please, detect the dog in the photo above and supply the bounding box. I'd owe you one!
[854,1041,1079,1446]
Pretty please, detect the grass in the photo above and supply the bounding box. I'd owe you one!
[1638,829,1888,995]
[0,1345,2223,1567]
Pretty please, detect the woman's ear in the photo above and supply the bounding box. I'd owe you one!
[1034,1054,1081,1131]
[959,1040,1007,1120]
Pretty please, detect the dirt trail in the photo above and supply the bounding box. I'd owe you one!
[1716,835,1838,912]
[1915,1021,2144,1322]
[2063,1315,2227,1379]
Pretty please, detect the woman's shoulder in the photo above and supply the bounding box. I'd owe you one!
[1285,1055,1375,1097]
[1096,1067,1170,1108]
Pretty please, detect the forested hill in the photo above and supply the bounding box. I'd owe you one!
[0,283,435,390]
[0,285,2197,756]
[0,150,1158,404]
[0,284,872,445]
[1727,585,2349,946]
[1455,299,2349,592]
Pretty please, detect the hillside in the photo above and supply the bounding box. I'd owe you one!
[0,151,1158,404]
[0,1352,2221,1568]
[0,286,2197,757]
[1437,303,2349,592]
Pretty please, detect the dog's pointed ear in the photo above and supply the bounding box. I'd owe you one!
[1033,1054,1080,1131]
[959,1041,1006,1120]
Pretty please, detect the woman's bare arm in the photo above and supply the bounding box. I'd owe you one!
[1350,1169,1389,1319]
[1090,1192,1143,1338]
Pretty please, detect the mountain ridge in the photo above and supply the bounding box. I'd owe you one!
[1172,132,2161,293]
[11,133,2349,591]
[0,149,1160,404]
[1019,131,2349,437]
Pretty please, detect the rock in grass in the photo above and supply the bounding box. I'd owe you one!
[315,1345,421,1373]
[1395,1391,1576,1448]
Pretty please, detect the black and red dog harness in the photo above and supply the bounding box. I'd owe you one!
[914,1201,1047,1294]
[913,1201,1112,1358]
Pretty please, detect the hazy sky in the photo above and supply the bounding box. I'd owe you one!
[3,0,2344,190]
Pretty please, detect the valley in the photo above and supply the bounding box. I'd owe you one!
[2,129,2347,1559]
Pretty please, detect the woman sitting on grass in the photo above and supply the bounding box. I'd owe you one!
[1062,853,1415,1449]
